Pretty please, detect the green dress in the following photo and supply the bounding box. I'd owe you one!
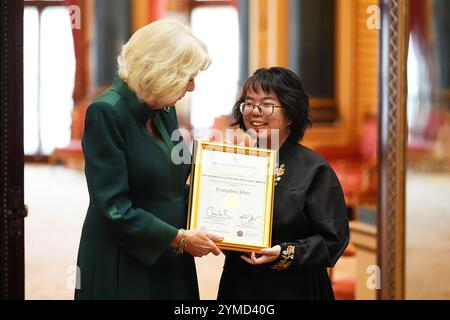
[75,75,198,299]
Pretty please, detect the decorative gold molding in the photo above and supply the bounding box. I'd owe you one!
[249,0,288,71]
[267,0,288,67]
[131,0,151,32]
[335,0,357,142]
[378,0,408,300]
[249,0,266,72]
[303,0,358,149]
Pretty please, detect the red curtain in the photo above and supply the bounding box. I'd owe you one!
[64,0,90,103]
[409,0,433,58]
[150,0,168,22]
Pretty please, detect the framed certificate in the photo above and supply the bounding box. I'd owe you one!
[187,140,276,252]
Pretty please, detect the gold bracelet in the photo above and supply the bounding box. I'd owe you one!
[174,229,186,255]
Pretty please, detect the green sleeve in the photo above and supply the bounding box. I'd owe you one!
[82,101,179,267]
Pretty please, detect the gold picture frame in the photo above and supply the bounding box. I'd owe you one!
[187,140,276,253]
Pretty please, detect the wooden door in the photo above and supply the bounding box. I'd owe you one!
[0,0,25,300]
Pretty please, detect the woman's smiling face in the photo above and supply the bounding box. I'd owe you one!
[242,87,292,149]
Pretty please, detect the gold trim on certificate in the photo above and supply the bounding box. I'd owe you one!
[187,140,276,253]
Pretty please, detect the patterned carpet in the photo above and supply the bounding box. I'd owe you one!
[405,170,450,299]
[24,164,236,299]
[24,164,448,299]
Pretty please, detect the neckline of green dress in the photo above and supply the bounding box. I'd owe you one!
[110,74,175,159]
[149,112,175,160]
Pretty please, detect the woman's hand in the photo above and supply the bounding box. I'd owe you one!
[181,229,223,257]
[240,245,281,265]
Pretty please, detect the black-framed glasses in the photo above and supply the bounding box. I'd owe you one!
[239,102,282,117]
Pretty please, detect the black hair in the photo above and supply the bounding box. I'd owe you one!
[232,67,312,141]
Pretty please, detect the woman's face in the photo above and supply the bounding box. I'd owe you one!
[169,75,197,106]
[242,87,291,149]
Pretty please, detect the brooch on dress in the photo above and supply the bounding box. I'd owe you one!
[274,164,285,186]
[271,245,295,270]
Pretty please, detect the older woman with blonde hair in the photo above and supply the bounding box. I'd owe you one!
[75,19,222,300]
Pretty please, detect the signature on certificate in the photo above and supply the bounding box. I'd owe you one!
[239,213,259,223]
[205,206,232,220]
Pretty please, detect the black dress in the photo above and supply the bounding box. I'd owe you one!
[217,138,349,300]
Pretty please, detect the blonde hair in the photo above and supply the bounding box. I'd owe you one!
[118,19,210,106]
